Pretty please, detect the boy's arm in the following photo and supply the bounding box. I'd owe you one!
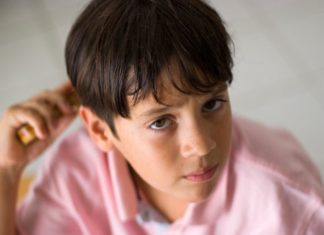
[0,81,77,235]
[0,167,22,235]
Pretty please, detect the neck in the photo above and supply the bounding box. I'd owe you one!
[133,173,188,223]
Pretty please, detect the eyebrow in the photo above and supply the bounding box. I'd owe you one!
[138,83,228,118]
[139,106,172,118]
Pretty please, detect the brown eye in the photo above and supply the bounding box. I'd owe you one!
[149,118,171,130]
[202,99,226,112]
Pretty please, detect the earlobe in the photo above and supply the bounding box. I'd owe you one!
[79,106,114,152]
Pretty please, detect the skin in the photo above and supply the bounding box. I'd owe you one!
[0,75,232,235]
[0,81,77,235]
[81,78,232,222]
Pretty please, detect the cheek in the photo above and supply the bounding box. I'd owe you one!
[214,110,232,159]
[119,134,179,183]
[140,139,177,173]
[113,119,180,186]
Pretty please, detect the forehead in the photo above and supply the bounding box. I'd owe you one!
[127,80,228,120]
[128,61,223,103]
[124,58,229,120]
[130,81,185,111]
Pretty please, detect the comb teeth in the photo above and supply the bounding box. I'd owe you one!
[16,92,79,146]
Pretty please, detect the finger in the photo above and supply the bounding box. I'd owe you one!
[24,112,76,162]
[8,105,50,139]
[34,90,75,115]
[24,99,62,131]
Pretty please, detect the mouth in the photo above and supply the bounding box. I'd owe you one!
[183,164,218,183]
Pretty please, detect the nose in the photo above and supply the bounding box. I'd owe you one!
[179,120,216,158]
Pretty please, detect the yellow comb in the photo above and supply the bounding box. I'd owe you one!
[16,92,79,145]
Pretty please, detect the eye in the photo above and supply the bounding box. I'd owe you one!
[149,118,172,131]
[202,98,226,112]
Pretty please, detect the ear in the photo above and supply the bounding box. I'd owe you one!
[79,105,114,152]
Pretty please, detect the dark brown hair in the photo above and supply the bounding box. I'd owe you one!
[65,0,233,134]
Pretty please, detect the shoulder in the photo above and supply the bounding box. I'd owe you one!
[232,115,323,193]
[48,126,100,161]
[228,116,324,231]
[30,126,106,201]
[17,127,115,234]
[43,126,103,176]
[20,126,108,213]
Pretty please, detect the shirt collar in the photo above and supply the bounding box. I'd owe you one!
[106,147,232,226]
[107,149,138,222]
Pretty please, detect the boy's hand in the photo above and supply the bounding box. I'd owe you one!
[0,81,78,172]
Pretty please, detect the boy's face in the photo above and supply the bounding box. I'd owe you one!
[108,76,232,204]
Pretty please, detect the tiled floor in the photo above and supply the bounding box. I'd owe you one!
[0,0,323,175]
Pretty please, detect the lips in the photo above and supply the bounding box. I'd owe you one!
[183,164,218,182]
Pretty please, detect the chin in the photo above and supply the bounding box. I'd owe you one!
[183,180,218,203]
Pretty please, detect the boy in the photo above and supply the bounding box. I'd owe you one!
[1,0,323,234]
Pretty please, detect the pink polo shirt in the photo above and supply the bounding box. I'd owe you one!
[16,116,324,234]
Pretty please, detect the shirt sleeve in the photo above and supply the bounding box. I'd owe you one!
[16,186,81,235]
[15,144,83,235]
[305,204,324,235]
